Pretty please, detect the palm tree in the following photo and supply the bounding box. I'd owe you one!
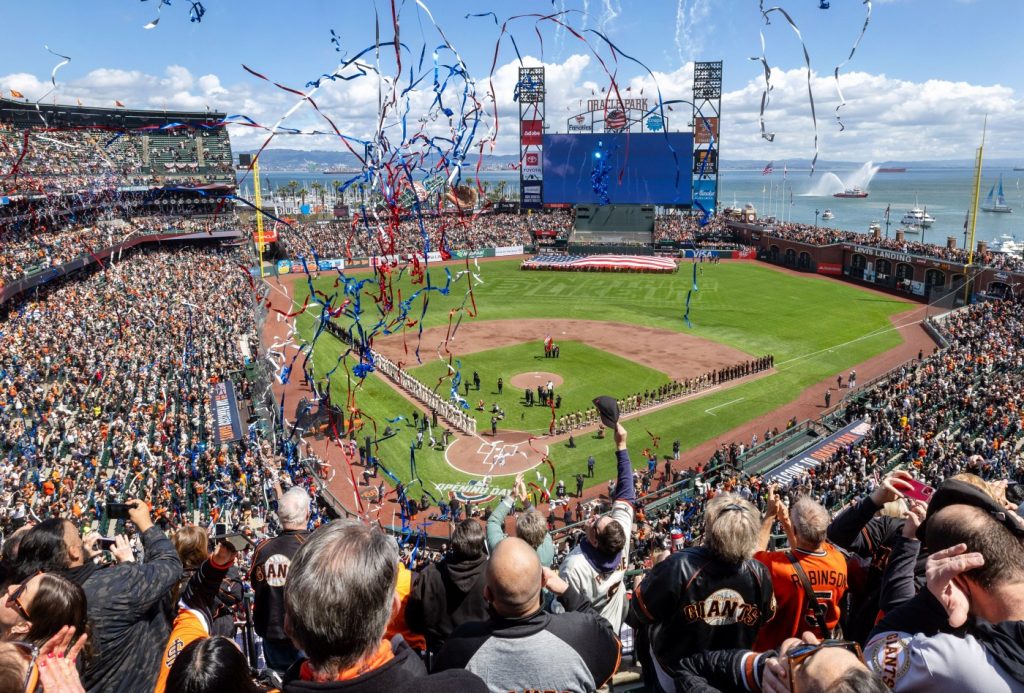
[283,180,300,207]
[310,181,325,209]
[298,187,309,211]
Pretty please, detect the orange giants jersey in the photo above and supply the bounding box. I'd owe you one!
[753,543,849,650]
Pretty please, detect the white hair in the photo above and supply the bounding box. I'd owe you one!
[278,487,311,529]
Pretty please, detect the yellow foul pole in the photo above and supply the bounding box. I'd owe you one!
[253,157,266,278]
[964,116,986,304]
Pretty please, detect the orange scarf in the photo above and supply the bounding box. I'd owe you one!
[299,640,394,682]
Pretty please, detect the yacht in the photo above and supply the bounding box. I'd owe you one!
[899,225,922,235]
[821,209,834,220]
[982,176,1013,213]
[834,187,869,198]
[995,234,1023,256]
[900,206,935,227]
[868,221,882,234]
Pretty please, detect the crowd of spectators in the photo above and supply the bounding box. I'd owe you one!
[761,220,1024,273]
[0,123,234,197]
[653,213,738,246]
[0,242,333,543]
[0,214,236,286]
[274,209,573,261]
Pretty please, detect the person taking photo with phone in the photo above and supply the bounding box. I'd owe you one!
[12,498,183,692]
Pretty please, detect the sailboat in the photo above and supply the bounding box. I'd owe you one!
[982,175,1013,213]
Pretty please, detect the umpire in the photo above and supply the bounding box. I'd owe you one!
[249,486,311,673]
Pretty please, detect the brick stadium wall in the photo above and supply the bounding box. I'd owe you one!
[729,222,1024,303]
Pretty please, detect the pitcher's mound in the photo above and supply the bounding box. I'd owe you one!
[446,430,549,477]
[509,371,564,389]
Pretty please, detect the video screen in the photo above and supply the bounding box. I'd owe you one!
[541,133,694,205]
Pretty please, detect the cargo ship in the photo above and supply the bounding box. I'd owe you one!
[878,167,907,173]
[833,187,869,198]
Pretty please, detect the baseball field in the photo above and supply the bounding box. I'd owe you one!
[288,259,911,495]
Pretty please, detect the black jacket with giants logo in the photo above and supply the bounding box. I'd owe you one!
[628,546,776,685]
[249,529,308,641]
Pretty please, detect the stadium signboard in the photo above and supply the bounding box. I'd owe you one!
[851,245,913,264]
[211,381,243,445]
[521,181,544,209]
[522,152,542,180]
[494,245,524,257]
[763,419,870,484]
[317,258,345,271]
[520,119,543,145]
[452,248,492,260]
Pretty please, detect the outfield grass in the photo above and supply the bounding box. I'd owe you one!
[290,260,910,495]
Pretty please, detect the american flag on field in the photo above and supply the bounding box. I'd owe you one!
[762,161,774,175]
[523,254,678,273]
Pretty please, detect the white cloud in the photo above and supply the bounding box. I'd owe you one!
[1,57,1023,163]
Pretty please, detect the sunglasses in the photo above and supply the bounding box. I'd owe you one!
[7,640,40,692]
[786,640,863,691]
[6,571,42,621]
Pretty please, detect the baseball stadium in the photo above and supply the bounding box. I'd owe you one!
[3,3,1024,691]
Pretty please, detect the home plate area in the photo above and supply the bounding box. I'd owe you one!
[446,430,548,477]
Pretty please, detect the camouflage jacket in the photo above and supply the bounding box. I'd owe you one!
[66,526,183,693]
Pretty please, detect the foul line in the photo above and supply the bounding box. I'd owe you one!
[705,397,745,416]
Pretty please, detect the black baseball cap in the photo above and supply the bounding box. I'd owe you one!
[592,396,620,428]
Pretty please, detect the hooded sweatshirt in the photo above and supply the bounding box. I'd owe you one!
[406,553,489,655]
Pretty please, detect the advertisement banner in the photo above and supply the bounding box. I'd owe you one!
[522,152,542,180]
[452,248,493,260]
[369,255,401,269]
[520,119,543,145]
[694,116,719,144]
[317,258,346,271]
[693,149,718,174]
[817,263,843,276]
[521,180,544,209]
[494,245,524,257]
[692,178,717,212]
[255,226,278,244]
[276,259,292,275]
[211,381,243,445]
[763,420,870,484]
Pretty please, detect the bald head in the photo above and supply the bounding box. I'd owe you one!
[486,538,543,617]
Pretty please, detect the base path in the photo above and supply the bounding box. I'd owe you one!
[373,318,751,381]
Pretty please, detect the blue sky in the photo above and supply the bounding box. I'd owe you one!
[2,0,1023,161]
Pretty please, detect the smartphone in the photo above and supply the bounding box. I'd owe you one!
[903,478,935,503]
[97,537,117,550]
[106,502,137,520]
